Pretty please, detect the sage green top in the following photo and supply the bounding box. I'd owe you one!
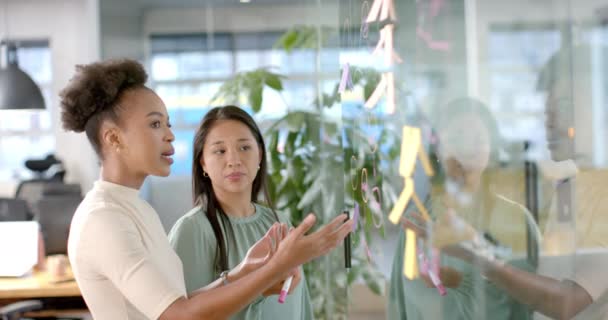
[169,203,313,320]
[388,193,536,319]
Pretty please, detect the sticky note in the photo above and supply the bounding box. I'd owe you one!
[404,228,418,279]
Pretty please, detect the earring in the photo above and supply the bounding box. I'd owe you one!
[203,171,208,177]
[257,165,261,170]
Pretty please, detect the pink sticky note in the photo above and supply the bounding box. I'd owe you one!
[417,241,428,276]
[431,248,440,277]
[416,27,451,52]
[430,0,445,17]
[428,269,447,296]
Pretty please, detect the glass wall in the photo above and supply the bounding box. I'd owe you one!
[340,0,608,319]
[98,0,608,318]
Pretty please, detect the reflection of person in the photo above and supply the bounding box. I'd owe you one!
[169,106,313,320]
[533,45,608,319]
[396,46,608,320]
[388,98,537,319]
[62,60,353,319]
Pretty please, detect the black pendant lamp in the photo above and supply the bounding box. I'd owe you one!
[0,40,45,110]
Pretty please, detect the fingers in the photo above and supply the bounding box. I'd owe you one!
[280,223,288,241]
[313,213,348,239]
[306,216,354,258]
[410,212,428,224]
[288,268,302,294]
[321,218,354,254]
[263,223,279,255]
[400,217,427,237]
[289,214,317,239]
[287,267,299,278]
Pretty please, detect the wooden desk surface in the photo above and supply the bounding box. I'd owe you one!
[0,268,80,299]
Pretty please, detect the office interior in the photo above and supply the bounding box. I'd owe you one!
[0,0,607,319]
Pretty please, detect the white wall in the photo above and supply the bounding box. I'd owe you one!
[2,0,101,194]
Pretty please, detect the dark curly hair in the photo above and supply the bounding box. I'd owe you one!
[59,59,148,158]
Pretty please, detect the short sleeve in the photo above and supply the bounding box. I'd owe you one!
[169,212,217,294]
[79,208,185,319]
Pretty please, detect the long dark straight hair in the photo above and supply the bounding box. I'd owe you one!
[192,105,279,273]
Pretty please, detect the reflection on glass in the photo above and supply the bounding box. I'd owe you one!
[96,0,608,318]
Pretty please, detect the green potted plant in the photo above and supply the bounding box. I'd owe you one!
[212,25,403,319]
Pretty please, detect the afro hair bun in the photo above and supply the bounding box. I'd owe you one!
[60,59,148,132]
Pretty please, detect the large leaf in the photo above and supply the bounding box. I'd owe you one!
[274,29,300,53]
[361,267,384,296]
[265,73,284,91]
[249,85,263,112]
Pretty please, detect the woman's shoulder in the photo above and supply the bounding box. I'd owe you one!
[169,205,214,238]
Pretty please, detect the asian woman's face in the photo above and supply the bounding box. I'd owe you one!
[200,119,262,198]
[111,88,175,178]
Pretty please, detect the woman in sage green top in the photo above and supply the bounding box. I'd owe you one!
[169,106,313,320]
[170,204,313,320]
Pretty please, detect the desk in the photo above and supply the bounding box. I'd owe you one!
[0,267,88,318]
[0,268,80,299]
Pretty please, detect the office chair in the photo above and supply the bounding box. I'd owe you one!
[24,154,65,181]
[16,154,67,218]
[35,189,82,255]
[0,198,30,221]
[0,301,43,320]
[15,179,48,219]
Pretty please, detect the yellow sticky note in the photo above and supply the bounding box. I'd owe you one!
[388,177,413,224]
[399,126,421,177]
[404,229,418,279]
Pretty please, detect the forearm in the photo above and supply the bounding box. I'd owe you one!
[162,262,287,319]
[481,259,592,319]
[190,267,246,297]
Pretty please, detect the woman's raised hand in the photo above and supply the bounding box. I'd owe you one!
[234,222,286,277]
[270,213,354,274]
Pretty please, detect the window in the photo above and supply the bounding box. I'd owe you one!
[487,25,561,160]
[0,41,53,181]
[149,31,340,176]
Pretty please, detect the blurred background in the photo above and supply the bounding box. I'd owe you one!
[1,0,607,319]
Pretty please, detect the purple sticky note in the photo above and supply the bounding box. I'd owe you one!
[338,63,353,93]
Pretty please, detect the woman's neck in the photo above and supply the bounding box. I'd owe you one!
[214,190,254,218]
[100,160,146,190]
